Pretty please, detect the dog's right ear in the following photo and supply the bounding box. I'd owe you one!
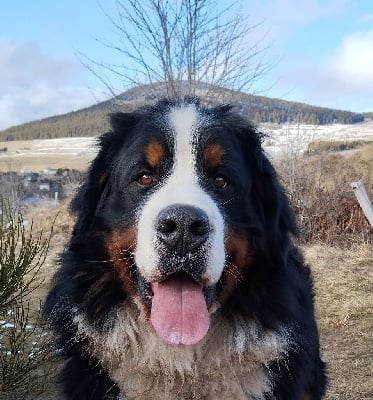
[71,112,140,234]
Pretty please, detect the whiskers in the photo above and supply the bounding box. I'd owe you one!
[223,229,244,283]
[119,248,138,276]
[224,259,243,283]
[221,195,243,207]
[84,245,136,266]
[83,258,115,264]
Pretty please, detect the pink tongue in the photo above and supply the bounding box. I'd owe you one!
[150,275,210,346]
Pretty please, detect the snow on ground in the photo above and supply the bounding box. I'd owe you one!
[0,120,372,170]
[261,119,373,157]
[11,137,98,159]
[0,137,98,171]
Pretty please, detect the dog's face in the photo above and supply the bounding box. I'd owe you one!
[135,104,226,287]
[73,99,269,346]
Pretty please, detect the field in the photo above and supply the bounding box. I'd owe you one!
[1,119,373,172]
[0,137,96,172]
[261,119,373,156]
[307,245,373,399]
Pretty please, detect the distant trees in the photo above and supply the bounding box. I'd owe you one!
[362,112,373,120]
[0,108,111,141]
[241,96,365,125]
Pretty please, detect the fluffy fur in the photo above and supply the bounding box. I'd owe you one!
[44,98,326,399]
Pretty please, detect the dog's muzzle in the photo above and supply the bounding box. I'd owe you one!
[155,204,210,279]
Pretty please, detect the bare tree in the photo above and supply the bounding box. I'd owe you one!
[84,0,273,98]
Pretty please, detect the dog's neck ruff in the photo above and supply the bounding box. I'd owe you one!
[72,305,293,400]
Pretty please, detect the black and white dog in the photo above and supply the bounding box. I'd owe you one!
[45,98,326,399]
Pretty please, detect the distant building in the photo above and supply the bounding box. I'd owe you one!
[38,180,50,192]
[44,167,57,175]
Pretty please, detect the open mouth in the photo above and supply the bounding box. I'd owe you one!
[138,272,214,346]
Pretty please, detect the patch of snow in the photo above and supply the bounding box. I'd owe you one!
[260,120,373,157]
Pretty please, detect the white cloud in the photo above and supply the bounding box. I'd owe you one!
[0,39,79,89]
[0,85,101,130]
[0,38,103,130]
[275,29,373,112]
[327,30,373,90]
[306,29,373,107]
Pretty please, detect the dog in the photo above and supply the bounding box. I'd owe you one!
[44,98,326,399]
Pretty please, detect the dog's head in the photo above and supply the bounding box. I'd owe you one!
[71,98,295,345]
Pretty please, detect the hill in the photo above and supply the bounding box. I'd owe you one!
[0,83,366,141]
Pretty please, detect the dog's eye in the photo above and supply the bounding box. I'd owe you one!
[137,173,155,186]
[213,176,228,189]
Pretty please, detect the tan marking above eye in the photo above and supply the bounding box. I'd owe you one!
[204,143,225,167]
[145,141,164,168]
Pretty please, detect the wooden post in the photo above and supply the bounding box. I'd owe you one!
[351,180,373,227]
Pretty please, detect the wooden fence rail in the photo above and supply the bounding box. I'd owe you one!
[351,180,373,227]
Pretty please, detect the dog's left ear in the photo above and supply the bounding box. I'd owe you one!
[253,154,297,239]
[71,112,140,234]
[239,121,297,255]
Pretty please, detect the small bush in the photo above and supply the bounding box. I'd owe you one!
[307,139,373,154]
[276,144,373,246]
[0,202,54,400]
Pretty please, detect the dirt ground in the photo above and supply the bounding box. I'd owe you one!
[306,244,373,400]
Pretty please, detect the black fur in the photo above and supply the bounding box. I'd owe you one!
[44,98,326,399]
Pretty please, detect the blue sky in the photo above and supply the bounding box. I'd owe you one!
[1,0,373,129]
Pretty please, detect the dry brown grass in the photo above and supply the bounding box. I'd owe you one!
[276,143,373,245]
[0,155,89,172]
[25,202,74,239]
[0,139,92,172]
[306,244,373,399]
[23,202,75,313]
[307,139,373,153]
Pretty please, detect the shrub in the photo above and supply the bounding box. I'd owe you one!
[307,139,373,154]
[276,144,373,246]
[0,202,54,400]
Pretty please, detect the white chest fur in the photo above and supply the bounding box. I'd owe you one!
[73,306,292,400]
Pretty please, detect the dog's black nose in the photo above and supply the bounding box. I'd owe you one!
[156,205,210,255]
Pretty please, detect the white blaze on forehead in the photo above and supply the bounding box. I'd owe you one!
[135,103,225,284]
[169,105,197,160]
[167,105,198,188]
